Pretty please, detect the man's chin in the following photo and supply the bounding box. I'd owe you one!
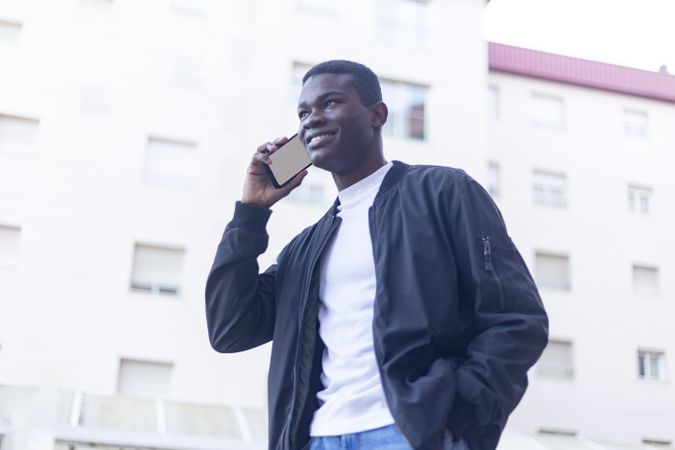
[308,149,335,171]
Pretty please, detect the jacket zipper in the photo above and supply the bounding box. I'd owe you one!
[482,236,506,311]
[285,216,339,449]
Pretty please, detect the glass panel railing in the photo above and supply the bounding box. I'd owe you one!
[241,407,268,441]
[79,394,156,433]
[163,401,240,438]
[0,385,73,425]
[55,444,155,450]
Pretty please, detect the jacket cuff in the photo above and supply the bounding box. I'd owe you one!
[446,392,478,438]
[230,201,272,234]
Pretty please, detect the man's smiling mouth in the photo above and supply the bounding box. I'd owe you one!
[310,134,333,144]
[306,131,337,148]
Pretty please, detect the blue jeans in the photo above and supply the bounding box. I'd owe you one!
[308,424,470,450]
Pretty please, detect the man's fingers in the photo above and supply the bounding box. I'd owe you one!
[256,142,271,153]
[252,136,292,169]
[252,151,272,165]
[273,136,289,146]
[256,137,288,159]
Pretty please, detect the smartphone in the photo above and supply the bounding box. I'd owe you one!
[264,133,312,188]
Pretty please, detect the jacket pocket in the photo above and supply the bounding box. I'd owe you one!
[481,236,506,311]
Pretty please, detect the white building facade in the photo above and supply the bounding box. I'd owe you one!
[487,43,675,448]
[0,0,673,449]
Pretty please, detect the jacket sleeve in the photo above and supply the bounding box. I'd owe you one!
[445,175,549,436]
[205,201,283,353]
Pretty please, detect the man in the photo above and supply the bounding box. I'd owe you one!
[206,60,548,450]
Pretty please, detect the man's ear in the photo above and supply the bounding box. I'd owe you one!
[369,102,388,128]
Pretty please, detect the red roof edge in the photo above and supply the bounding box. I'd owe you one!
[488,42,675,103]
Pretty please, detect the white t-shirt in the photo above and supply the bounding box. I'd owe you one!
[309,162,395,437]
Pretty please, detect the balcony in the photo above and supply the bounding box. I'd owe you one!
[0,385,266,450]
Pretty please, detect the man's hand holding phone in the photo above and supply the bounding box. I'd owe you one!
[242,136,309,209]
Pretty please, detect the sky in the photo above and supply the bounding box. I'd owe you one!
[482,0,675,73]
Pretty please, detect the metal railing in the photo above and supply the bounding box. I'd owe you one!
[0,385,266,450]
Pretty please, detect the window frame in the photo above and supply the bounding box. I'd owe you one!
[530,92,565,131]
[487,161,500,198]
[0,224,21,270]
[622,108,649,138]
[0,113,40,155]
[537,339,575,379]
[143,136,199,189]
[380,78,428,141]
[535,251,571,291]
[632,264,660,296]
[488,85,500,120]
[0,19,22,43]
[637,350,667,382]
[533,170,568,208]
[129,243,185,297]
[627,184,653,215]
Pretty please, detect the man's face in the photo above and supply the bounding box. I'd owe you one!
[297,73,376,174]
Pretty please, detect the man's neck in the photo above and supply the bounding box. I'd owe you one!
[332,155,388,191]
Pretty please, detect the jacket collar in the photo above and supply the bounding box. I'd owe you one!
[376,160,408,199]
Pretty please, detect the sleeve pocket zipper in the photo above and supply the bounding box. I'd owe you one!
[482,236,506,311]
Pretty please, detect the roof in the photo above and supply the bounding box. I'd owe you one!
[488,42,675,103]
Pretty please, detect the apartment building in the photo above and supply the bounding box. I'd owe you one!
[486,42,675,448]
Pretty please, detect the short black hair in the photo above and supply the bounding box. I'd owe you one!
[302,60,382,106]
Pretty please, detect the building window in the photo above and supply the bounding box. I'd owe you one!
[130,244,184,296]
[375,0,429,49]
[535,252,571,290]
[170,0,207,19]
[538,340,574,378]
[633,265,659,295]
[0,114,39,154]
[638,350,666,381]
[117,358,173,398]
[623,109,649,138]
[628,185,652,215]
[488,85,499,120]
[79,0,115,11]
[487,162,500,198]
[381,80,427,140]
[296,0,338,16]
[0,225,21,269]
[531,93,564,130]
[642,438,672,447]
[290,62,312,104]
[0,19,22,43]
[538,428,577,437]
[533,170,567,208]
[143,136,198,188]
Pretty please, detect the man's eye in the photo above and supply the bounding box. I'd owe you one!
[298,111,308,119]
[324,100,337,108]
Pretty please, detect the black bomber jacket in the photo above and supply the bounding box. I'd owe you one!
[205,161,549,450]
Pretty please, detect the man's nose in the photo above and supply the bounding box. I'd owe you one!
[302,109,326,129]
